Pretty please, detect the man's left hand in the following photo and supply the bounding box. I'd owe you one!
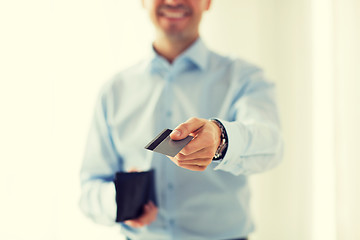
[168,117,221,171]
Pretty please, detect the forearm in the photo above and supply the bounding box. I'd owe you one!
[213,119,283,176]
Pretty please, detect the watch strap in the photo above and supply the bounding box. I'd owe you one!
[210,119,228,161]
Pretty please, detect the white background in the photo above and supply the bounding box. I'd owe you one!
[0,0,359,239]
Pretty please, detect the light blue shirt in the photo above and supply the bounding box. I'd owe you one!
[79,38,283,240]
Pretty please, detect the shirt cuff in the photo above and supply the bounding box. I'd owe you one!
[102,181,117,221]
[213,119,248,173]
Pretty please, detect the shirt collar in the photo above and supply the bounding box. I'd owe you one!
[175,37,209,71]
[148,37,209,72]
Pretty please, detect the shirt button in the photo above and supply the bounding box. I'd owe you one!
[166,111,172,117]
[168,183,174,190]
[169,219,175,226]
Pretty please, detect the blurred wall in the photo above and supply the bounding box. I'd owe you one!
[202,1,312,239]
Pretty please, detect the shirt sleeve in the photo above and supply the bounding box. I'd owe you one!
[213,69,283,176]
[79,84,121,225]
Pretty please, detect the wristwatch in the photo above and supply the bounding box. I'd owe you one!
[210,119,228,161]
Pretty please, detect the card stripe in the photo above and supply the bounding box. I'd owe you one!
[144,129,172,150]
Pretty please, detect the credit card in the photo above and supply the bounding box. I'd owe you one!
[144,129,193,157]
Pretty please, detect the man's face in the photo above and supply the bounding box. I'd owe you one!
[142,0,211,40]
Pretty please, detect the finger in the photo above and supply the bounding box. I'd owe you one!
[176,147,215,161]
[170,117,206,140]
[137,201,158,225]
[177,163,207,171]
[148,200,156,208]
[140,204,157,225]
[147,201,158,220]
[180,129,217,155]
[123,201,158,228]
[146,201,158,218]
[178,158,212,166]
[124,219,144,228]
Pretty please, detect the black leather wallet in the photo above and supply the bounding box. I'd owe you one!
[113,169,157,222]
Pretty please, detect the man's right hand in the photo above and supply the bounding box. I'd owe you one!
[123,201,158,228]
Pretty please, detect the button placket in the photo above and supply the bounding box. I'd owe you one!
[162,71,176,234]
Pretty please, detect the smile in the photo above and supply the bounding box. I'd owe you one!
[157,5,191,19]
[160,11,188,19]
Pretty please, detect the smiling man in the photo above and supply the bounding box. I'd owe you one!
[79,0,283,239]
[146,0,210,61]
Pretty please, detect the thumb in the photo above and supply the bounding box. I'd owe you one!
[170,129,183,140]
[170,117,205,140]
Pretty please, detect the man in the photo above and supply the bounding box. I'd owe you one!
[79,0,283,239]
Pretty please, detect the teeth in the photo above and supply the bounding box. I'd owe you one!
[162,11,186,18]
